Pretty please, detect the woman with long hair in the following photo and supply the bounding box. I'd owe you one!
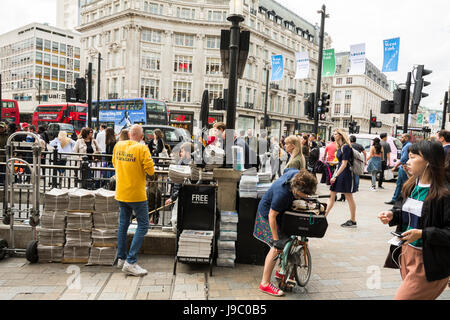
[366,137,384,191]
[104,127,117,180]
[378,141,450,300]
[325,129,358,228]
[119,129,129,141]
[284,135,306,171]
[49,131,76,175]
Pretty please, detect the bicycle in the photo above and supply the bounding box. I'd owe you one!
[273,195,329,291]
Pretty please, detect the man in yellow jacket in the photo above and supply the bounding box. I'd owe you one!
[113,124,155,276]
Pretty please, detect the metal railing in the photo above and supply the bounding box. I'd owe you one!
[0,147,174,229]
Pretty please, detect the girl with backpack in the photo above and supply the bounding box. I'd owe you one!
[367,137,384,192]
[325,129,358,228]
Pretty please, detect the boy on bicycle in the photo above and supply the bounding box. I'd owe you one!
[253,168,318,296]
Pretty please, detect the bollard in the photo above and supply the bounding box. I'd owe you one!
[80,156,91,189]
[52,148,58,189]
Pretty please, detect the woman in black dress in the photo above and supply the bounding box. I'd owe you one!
[325,129,358,228]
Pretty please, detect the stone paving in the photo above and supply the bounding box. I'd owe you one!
[0,178,449,300]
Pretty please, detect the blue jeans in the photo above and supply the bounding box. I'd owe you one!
[392,167,408,202]
[354,174,360,191]
[117,201,149,264]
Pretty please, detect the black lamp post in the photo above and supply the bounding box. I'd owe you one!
[225,1,244,131]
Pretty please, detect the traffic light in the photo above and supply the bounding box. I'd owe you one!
[65,88,77,103]
[349,121,355,134]
[370,116,382,128]
[412,65,432,114]
[75,77,87,103]
[304,93,315,120]
[393,88,407,114]
[380,100,394,114]
[320,93,331,114]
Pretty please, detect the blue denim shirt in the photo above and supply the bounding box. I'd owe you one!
[400,142,412,164]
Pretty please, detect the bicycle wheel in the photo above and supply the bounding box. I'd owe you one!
[293,245,312,287]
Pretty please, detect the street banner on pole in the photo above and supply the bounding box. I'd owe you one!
[417,113,423,125]
[322,49,336,77]
[382,37,400,72]
[349,43,366,75]
[294,52,310,79]
[271,55,284,81]
[429,113,436,124]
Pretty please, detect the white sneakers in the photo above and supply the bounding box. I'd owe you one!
[370,186,377,192]
[122,261,148,277]
[117,259,125,269]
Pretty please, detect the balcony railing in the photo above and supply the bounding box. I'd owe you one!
[269,83,279,91]
[288,88,296,95]
[244,102,254,109]
[108,93,118,99]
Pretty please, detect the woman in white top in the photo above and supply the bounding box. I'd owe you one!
[49,131,76,175]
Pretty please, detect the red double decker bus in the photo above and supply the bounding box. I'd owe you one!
[0,99,20,126]
[32,103,87,134]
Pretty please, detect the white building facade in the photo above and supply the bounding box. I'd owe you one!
[57,0,83,31]
[77,0,333,138]
[0,23,82,120]
[330,52,395,135]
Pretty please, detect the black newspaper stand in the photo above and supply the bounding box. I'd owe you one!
[173,184,217,276]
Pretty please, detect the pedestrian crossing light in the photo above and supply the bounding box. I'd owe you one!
[370,116,377,128]
[412,65,432,114]
[304,93,315,120]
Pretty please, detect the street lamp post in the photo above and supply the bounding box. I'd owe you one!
[225,0,244,131]
[96,53,102,130]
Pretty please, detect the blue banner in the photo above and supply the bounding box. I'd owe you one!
[271,55,284,81]
[382,37,400,72]
[429,113,436,124]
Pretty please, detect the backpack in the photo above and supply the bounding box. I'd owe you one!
[350,147,365,176]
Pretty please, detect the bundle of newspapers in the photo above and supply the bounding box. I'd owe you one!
[87,246,117,266]
[177,230,213,259]
[217,211,238,268]
[43,188,69,211]
[65,229,92,247]
[40,210,66,229]
[66,212,93,230]
[37,245,64,263]
[203,145,225,171]
[168,165,191,184]
[88,189,119,266]
[93,189,120,213]
[38,228,65,247]
[63,246,90,264]
[68,189,95,211]
[258,171,272,183]
[239,175,258,198]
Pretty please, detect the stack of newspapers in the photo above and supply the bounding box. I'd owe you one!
[217,211,238,268]
[204,145,225,171]
[68,189,95,211]
[38,189,69,262]
[168,165,191,184]
[239,175,258,198]
[177,230,213,259]
[88,189,119,266]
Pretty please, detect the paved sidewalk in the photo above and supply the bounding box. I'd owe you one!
[0,178,449,300]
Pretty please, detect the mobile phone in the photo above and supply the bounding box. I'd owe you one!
[391,231,404,238]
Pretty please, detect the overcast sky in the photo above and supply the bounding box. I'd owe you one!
[2,0,449,111]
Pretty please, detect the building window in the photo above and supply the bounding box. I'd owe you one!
[44,54,51,66]
[343,120,349,128]
[36,52,43,64]
[334,90,342,100]
[205,83,223,105]
[177,7,195,19]
[173,81,192,103]
[334,103,341,114]
[205,57,221,75]
[345,90,352,100]
[174,55,192,73]
[336,78,342,85]
[59,57,66,69]
[35,66,42,77]
[206,36,220,49]
[141,29,162,43]
[52,42,59,54]
[36,38,43,51]
[208,10,227,21]
[44,40,51,52]
[144,2,162,15]
[141,52,160,70]
[74,60,80,71]
[60,43,66,55]
[52,55,58,68]
[344,103,351,115]
[346,77,353,84]
[51,69,58,81]
[174,33,194,47]
[59,70,65,82]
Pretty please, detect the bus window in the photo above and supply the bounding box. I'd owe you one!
[117,101,126,110]
[109,102,117,110]
[76,106,87,113]
[124,100,135,110]
[135,100,144,111]
[146,100,166,112]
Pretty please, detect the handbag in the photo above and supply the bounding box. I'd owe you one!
[384,169,394,181]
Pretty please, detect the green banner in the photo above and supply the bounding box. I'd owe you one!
[417,113,423,125]
[322,49,336,77]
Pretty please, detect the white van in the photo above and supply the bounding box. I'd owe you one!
[351,133,403,177]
